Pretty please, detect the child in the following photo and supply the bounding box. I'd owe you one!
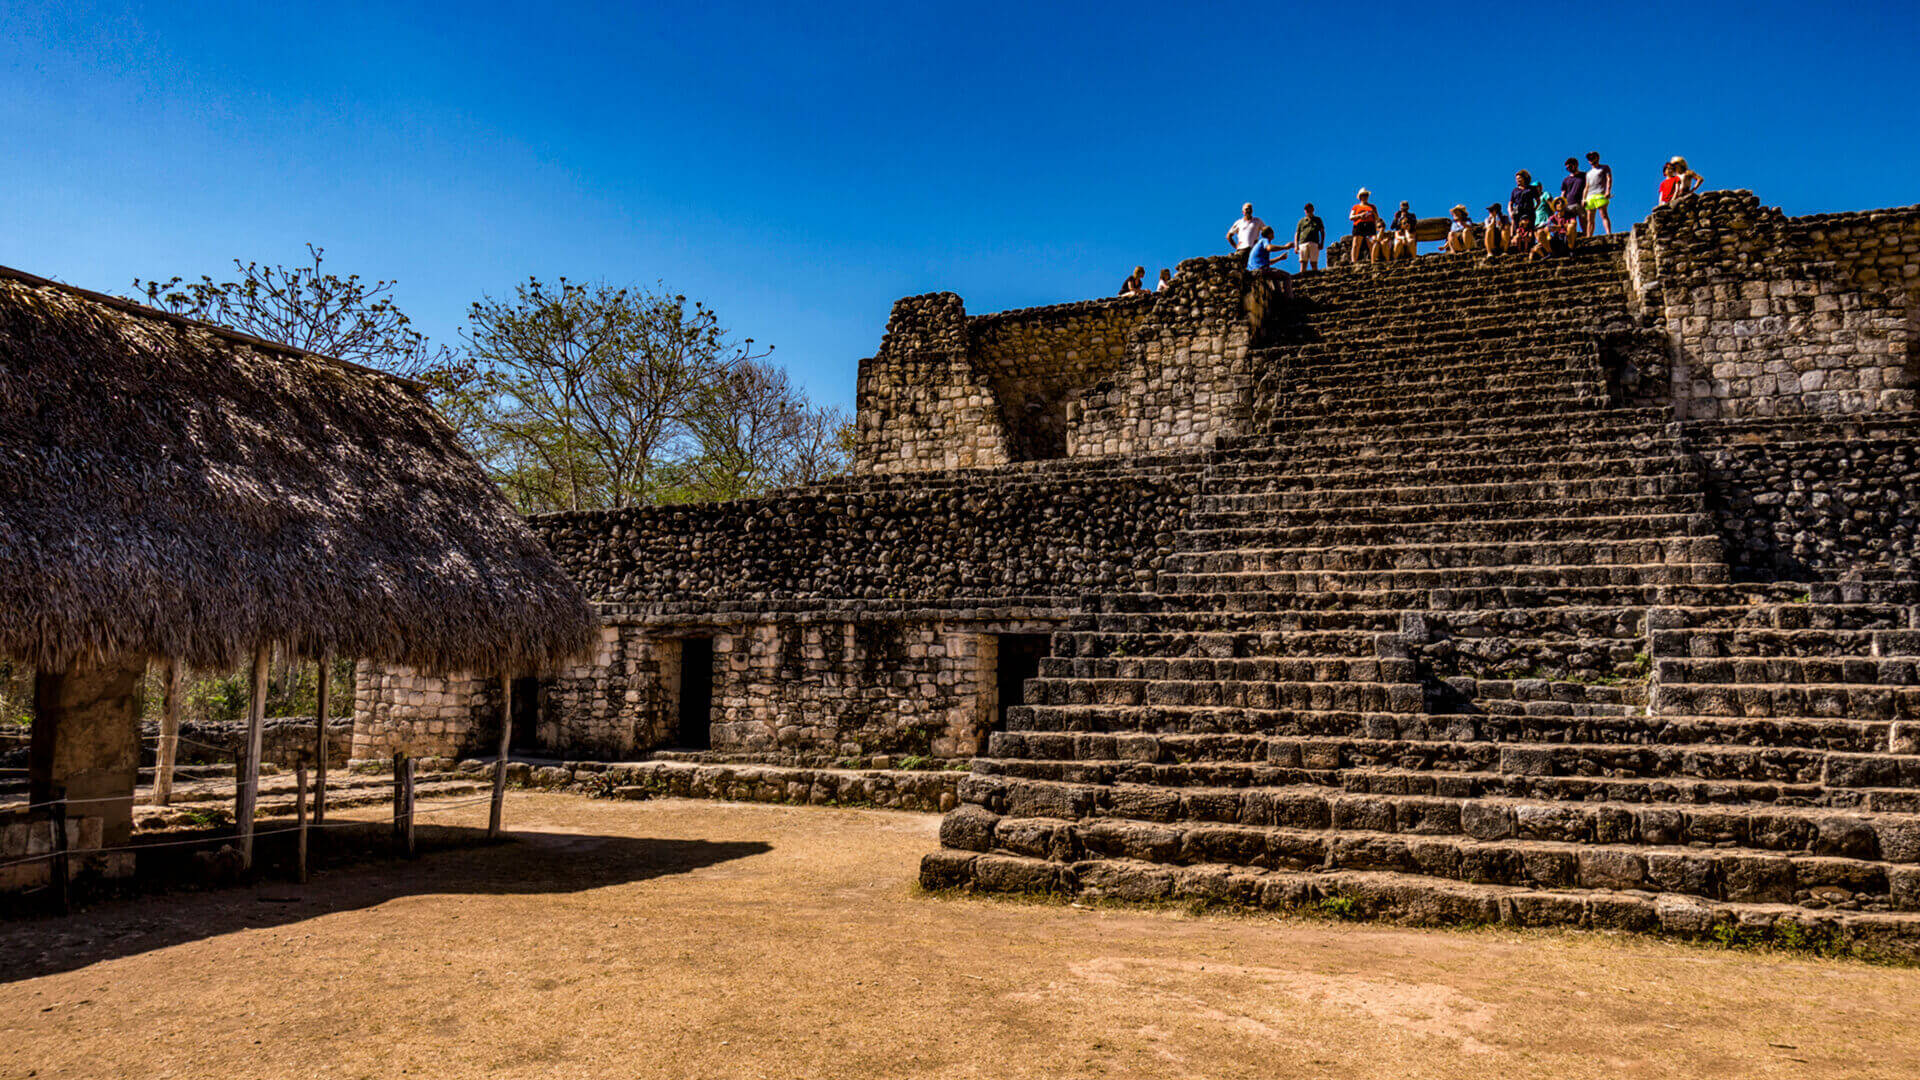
[1387,201,1419,260]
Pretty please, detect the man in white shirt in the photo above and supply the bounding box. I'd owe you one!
[1226,203,1265,252]
[1584,152,1614,236]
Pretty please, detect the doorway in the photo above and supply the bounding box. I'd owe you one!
[509,676,541,751]
[994,634,1051,732]
[678,637,715,749]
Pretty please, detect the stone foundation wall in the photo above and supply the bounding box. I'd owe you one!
[136,717,355,768]
[1631,192,1915,420]
[1691,415,1920,580]
[0,807,131,894]
[350,662,495,762]
[536,624,680,759]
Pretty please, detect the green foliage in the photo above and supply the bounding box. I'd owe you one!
[1316,895,1360,920]
[179,807,233,828]
[440,279,851,513]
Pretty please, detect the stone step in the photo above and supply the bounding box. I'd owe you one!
[995,709,1891,755]
[1657,656,1920,687]
[1052,628,1404,660]
[1036,655,1392,683]
[1650,682,1920,722]
[1024,678,1418,713]
[1171,536,1723,572]
[1203,479,1704,513]
[939,794,1917,913]
[1650,601,1920,632]
[1205,454,1689,491]
[1164,563,1731,596]
[1179,511,1714,550]
[1650,627,1907,658]
[922,849,1920,958]
[1258,407,1674,444]
[950,773,1920,868]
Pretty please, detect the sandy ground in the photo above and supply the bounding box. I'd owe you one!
[2,793,1918,1080]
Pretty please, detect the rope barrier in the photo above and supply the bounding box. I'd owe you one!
[0,789,508,872]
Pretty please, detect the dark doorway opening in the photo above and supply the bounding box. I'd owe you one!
[994,634,1052,732]
[678,638,715,750]
[509,676,541,752]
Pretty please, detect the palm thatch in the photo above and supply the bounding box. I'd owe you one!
[0,264,595,673]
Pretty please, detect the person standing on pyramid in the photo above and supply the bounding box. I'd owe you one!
[1584,151,1614,235]
[1226,203,1265,252]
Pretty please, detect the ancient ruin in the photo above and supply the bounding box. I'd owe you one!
[355,191,1920,945]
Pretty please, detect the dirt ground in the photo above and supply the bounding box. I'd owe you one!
[2,794,1918,1080]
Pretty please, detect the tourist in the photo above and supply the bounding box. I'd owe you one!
[1118,267,1143,296]
[1671,156,1705,197]
[1584,151,1614,235]
[1532,197,1576,259]
[1227,203,1265,252]
[1385,201,1418,260]
[1349,189,1381,264]
[1509,170,1541,238]
[1560,159,1587,238]
[1295,203,1326,272]
[1481,204,1509,256]
[1658,160,1682,205]
[1155,268,1173,292]
[1444,205,1476,254]
[1246,225,1296,296]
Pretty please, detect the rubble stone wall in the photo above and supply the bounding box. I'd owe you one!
[528,458,1201,604]
[537,624,680,760]
[1691,415,1920,581]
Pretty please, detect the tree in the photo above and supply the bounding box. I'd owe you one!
[445,279,774,512]
[675,360,854,500]
[133,245,455,381]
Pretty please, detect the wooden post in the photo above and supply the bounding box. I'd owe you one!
[48,785,70,916]
[489,674,512,838]
[293,764,309,884]
[392,753,415,858]
[235,645,269,871]
[153,659,183,807]
[313,650,331,827]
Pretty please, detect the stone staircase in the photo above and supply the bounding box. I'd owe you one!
[923,247,1920,953]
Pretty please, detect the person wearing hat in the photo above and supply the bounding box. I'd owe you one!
[1481,203,1509,256]
[1671,156,1705,198]
[1348,189,1381,264]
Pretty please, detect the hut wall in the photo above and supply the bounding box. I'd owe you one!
[350,662,495,762]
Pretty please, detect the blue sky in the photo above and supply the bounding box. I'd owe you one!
[5,0,1915,410]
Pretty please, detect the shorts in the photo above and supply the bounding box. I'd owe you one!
[1352,220,1377,238]
[1585,194,1610,210]
[1547,234,1571,256]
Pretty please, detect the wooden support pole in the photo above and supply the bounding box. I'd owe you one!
[48,784,70,916]
[153,658,183,807]
[392,753,415,858]
[235,645,269,871]
[489,674,512,838]
[313,650,331,827]
[293,763,309,884]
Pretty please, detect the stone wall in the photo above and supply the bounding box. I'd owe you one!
[1070,255,1276,457]
[351,662,495,762]
[138,717,355,768]
[968,298,1148,461]
[1690,415,1920,581]
[1629,192,1916,420]
[529,456,1201,605]
[854,292,1012,474]
[537,624,680,760]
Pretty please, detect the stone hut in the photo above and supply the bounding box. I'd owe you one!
[0,264,594,889]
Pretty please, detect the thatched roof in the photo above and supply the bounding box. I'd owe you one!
[0,264,595,673]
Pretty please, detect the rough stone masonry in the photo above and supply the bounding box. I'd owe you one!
[362,191,1920,951]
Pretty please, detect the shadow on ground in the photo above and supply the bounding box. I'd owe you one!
[0,825,770,982]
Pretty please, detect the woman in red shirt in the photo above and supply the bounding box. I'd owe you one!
[1658,161,1682,205]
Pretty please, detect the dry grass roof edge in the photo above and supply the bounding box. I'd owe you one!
[0,263,596,674]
